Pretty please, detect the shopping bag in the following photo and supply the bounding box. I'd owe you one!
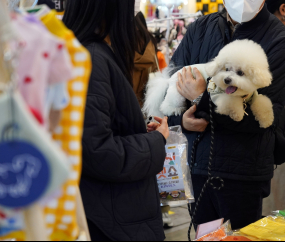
[157,125,194,206]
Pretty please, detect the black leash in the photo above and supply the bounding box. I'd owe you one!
[187,93,225,241]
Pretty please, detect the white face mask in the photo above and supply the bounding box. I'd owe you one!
[135,0,141,15]
[224,0,264,23]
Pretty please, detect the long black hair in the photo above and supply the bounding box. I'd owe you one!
[135,12,158,55]
[266,0,285,14]
[63,0,136,86]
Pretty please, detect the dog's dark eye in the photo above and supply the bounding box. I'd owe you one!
[226,68,229,71]
[237,70,244,76]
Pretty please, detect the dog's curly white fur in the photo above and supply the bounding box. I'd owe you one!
[206,40,273,128]
[143,40,274,129]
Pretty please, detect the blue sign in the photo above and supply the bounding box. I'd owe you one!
[0,141,50,208]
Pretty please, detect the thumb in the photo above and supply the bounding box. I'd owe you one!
[185,105,196,116]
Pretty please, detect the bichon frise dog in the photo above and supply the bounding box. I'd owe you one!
[143,40,274,128]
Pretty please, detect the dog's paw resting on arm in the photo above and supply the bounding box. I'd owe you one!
[251,95,274,128]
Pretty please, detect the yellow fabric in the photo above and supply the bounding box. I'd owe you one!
[0,231,26,241]
[41,11,91,241]
[240,217,285,241]
[40,11,91,241]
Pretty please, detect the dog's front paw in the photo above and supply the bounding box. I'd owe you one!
[251,95,274,128]
[229,110,244,122]
[258,115,274,129]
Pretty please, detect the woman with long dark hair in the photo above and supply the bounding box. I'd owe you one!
[63,1,168,241]
[133,12,158,107]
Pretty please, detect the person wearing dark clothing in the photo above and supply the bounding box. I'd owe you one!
[267,0,285,24]
[63,1,169,241]
[169,2,285,230]
[37,0,55,9]
[134,12,158,108]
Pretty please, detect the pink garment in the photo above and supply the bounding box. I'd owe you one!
[12,14,73,124]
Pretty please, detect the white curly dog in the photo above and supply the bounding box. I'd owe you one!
[143,40,274,129]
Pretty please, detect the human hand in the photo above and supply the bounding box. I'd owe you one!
[177,67,207,101]
[147,116,169,140]
[182,105,209,132]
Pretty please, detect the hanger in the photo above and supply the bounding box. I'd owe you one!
[24,4,51,17]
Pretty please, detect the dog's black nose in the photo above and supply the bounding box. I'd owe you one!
[224,78,232,85]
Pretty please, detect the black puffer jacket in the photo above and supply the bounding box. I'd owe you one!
[80,42,166,241]
[169,5,285,181]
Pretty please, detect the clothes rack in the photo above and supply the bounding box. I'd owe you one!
[147,12,202,64]
[147,12,202,24]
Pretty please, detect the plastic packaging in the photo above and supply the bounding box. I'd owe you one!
[195,220,232,241]
[240,216,285,241]
[156,126,194,205]
[221,236,252,241]
[273,210,285,218]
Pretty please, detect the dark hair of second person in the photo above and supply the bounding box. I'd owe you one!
[133,12,159,107]
[266,0,285,23]
[135,11,158,54]
[63,0,135,85]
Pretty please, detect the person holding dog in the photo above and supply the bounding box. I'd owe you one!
[168,0,285,230]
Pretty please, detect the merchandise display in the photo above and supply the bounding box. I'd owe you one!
[0,0,285,241]
[192,212,285,242]
[0,1,91,241]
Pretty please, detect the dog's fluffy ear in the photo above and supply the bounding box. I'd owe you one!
[252,68,273,88]
[206,58,221,77]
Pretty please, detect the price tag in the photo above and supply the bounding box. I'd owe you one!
[0,141,50,208]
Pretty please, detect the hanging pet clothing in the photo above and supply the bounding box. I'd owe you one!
[0,90,70,240]
[157,126,194,206]
[0,91,70,202]
[40,10,91,241]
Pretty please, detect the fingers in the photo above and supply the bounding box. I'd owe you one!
[193,67,204,83]
[147,122,160,132]
[177,72,183,88]
[182,67,186,81]
[154,116,168,125]
[192,118,209,126]
[186,66,193,81]
[193,119,209,132]
[160,116,168,126]
[176,81,183,96]
[147,122,159,128]
[154,116,163,123]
